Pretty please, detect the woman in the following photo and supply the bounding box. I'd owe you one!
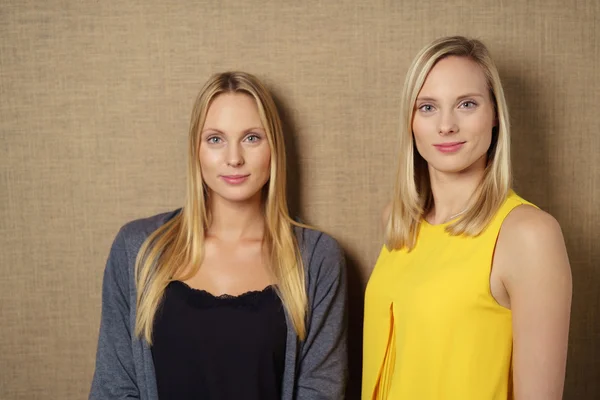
[363,37,571,399]
[90,71,347,400]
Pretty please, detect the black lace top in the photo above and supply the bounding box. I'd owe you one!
[151,280,288,400]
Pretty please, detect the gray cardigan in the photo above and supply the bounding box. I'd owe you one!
[89,210,348,399]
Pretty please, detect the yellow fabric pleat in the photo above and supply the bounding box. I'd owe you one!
[375,305,395,400]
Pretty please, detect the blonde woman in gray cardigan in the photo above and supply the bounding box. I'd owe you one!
[89,72,348,400]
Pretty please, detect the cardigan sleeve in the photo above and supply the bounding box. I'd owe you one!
[89,228,140,399]
[295,232,348,399]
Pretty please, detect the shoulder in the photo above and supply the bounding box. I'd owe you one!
[100,209,180,294]
[294,225,344,260]
[108,209,181,265]
[501,204,564,249]
[293,225,346,279]
[116,209,181,248]
[497,204,570,282]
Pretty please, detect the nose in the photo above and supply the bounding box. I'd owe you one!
[438,109,459,136]
[226,143,244,167]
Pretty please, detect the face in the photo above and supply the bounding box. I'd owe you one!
[412,56,496,175]
[199,92,271,204]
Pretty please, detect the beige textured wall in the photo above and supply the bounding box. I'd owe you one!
[1,1,598,399]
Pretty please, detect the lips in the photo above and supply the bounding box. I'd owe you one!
[433,141,465,153]
[220,174,250,184]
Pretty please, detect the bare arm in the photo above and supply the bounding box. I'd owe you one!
[498,206,572,399]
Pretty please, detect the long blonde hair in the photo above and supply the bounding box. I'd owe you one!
[386,36,512,251]
[135,72,307,343]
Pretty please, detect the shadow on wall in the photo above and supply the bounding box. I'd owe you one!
[502,65,600,399]
[270,88,302,220]
[501,67,550,209]
[344,250,366,400]
[271,87,364,400]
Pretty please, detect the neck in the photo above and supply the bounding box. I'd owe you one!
[207,193,265,242]
[427,157,486,224]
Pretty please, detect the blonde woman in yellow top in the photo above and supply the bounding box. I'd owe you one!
[363,36,572,400]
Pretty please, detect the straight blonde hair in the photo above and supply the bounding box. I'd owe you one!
[135,72,307,344]
[386,36,512,251]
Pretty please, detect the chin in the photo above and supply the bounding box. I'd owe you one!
[210,184,266,204]
[214,192,258,203]
[428,159,475,174]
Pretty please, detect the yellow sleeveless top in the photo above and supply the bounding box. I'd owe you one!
[362,191,532,400]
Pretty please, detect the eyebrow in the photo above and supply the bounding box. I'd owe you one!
[201,127,265,135]
[416,93,486,102]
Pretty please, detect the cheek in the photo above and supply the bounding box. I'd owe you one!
[469,116,494,146]
[198,147,220,172]
[411,117,431,152]
[254,146,272,173]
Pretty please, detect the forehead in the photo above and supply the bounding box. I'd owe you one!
[418,55,489,97]
[203,92,263,128]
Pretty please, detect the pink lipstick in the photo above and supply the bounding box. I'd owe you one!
[434,141,465,153]
[221,174,250,185]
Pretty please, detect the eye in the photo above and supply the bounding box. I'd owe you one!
[207,136,222,144]
[418,104,435,113]
[459,100,477,109]
[245,133,262,143]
